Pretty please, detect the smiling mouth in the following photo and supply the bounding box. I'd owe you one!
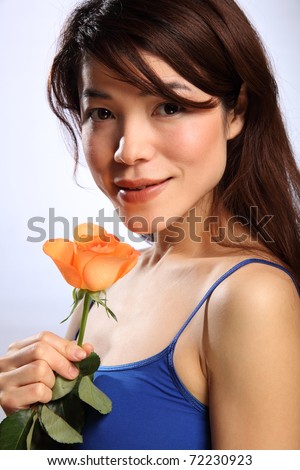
[123,184,154,191]
[115,178,171,191]
[114,177,172,203]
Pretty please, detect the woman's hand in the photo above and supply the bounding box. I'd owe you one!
[0,331,93,415]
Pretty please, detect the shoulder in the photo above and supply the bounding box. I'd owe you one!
[205,259,300,360]
[205,259,300,448]
[209,259,299,317]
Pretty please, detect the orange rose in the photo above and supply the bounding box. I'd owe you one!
[43,223,140,291]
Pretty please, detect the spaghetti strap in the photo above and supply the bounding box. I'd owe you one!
[171,258,299,346]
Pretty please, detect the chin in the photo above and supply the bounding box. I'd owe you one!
[116,208,166,234]
[126,221,164,235]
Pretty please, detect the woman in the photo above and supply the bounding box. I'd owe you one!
[0,0,299,449]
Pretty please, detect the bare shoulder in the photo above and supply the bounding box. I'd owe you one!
[205,260,300,449]
[206,260,300,360]
[208,260,299,326]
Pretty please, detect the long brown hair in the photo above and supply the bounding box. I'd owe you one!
[48,0,300,284]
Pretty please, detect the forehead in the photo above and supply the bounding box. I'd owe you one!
[78,52,211,100]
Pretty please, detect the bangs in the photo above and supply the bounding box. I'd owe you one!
[48,0,242,162]
[81,38,219,112]
[72,0,241,109]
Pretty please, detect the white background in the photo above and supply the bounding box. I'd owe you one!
[0,0,299,419]
[1,450,300,470]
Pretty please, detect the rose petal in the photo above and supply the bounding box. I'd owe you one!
[43,239,74,264]
[116,254,139,280]
[74,224,109,244]
[43,240,82,288]
[50,259,83,288]
[82,255,128,291]
[43,228,140,291]
[73,249,99,279]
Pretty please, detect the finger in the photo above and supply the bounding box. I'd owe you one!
[3,341,80,380]
[7,331,58,352]
[5,330,89,367]
[7,332,94,362]
[0,361,56,390]
[0,382,53,415]
[8,331,87,362]
[82,342,94,356]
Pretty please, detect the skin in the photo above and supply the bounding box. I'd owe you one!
[79,54,242,234]
[0,53,299,449]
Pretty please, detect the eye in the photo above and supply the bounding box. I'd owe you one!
[154,103,184,116]
[89,108,114,121]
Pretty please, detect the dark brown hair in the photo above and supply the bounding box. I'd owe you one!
[48,0,300,284]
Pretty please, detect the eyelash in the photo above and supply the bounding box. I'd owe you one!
[154,103,185,116]
[87,102,185,122]
[88,108,114,121]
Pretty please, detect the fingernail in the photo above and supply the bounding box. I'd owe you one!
[69,365,79,378]
[74,348,86,360]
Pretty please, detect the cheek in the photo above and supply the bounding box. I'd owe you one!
[80,136,114,202]
[81,129,95,164]
[82,130,111,175]
[168,114,228,168]
[169,114,228,199]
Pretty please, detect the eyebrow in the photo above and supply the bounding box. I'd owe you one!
[82,89,112,99]
[81,81,193,100]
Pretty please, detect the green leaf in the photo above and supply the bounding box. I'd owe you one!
[76,288,85,302]
[26,413,39,450]
[28,419,56,449]
[26,414,36,449]
[28,396,85,449]
[28,413,70,449]
[78,376,112,415]
[88,291,118,322]
[0,408,34,449]
[46,395,85,434]
[103,304,118,322]
[88,291,102,303]
[75,351,100,376]
[72,287,77,303]
[51,375,77,400]
[72,287,85,304]
[60,303,77,324]
[39,404,83,444]
[61,288,86,324]
[26,413,60,450]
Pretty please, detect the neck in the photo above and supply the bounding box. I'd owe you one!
[143,205,268,266]
[146,205,224,262]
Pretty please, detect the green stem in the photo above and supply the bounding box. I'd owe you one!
[77,291,90,347]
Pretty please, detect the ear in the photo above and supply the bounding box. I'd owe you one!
[226,83,248,140]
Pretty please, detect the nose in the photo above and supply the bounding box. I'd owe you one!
[114,118,155,165]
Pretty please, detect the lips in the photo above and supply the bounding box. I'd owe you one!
[115,178,168,190]
[114,178,171,203]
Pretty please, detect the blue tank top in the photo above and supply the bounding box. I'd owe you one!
[78,259,299,450]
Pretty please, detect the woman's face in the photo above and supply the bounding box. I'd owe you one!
[79,53,240,234]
